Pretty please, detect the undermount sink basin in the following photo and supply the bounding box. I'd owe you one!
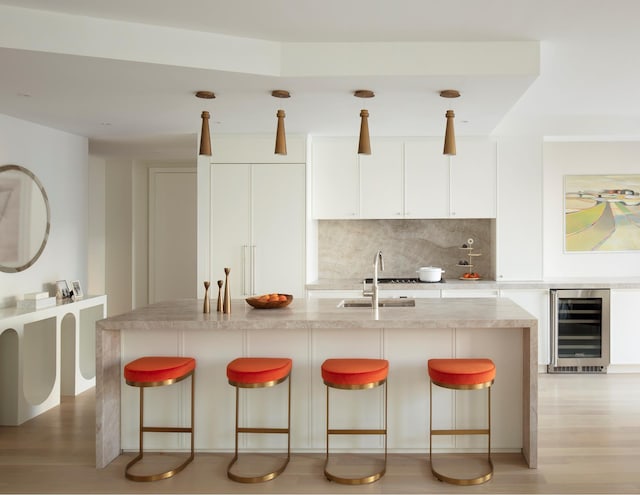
[338,298,416,308]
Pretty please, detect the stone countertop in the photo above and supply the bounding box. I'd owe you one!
[96,297,537,331]
[306,277,640,291]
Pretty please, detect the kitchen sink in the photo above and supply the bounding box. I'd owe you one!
[338,298,416,308]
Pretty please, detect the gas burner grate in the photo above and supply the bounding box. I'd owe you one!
[364,277,445,284]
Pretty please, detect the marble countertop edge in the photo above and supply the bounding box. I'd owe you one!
[307,277,640,290]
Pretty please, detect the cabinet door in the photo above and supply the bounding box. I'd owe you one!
[500,289,549,365]
[359,140,404,218]
[211,163,251,297]
[311,138,359,219]
[252,164,305,298]
[610,289,640,365]
[404,140,449,218]
[449,138,497,218]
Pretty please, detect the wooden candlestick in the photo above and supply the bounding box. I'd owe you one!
[223,268,231,314]
[217,280,223,312]
[203,281,210,313]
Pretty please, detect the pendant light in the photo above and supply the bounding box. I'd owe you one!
[272,90,290,155]
[355,90,374,155]
[443,110,456,156]
[196,91,215,156]
[440,89,460,156]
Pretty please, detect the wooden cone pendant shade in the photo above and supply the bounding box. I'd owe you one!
[199,110,212,156]
[358,109,371,155]
[275,109,287,155]
[443,110,456,156]
[272,90,290,155]
[354,90,374,155]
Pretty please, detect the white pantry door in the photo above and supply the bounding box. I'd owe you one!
[149,168,197,304]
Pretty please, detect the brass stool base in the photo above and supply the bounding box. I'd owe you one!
[431,456,493,486]
[227,372,291,483]
[125,369,195,482]
[227,454,290,483]
[125,452,194,482]
[324,379,388,485]
[324,455,386,485]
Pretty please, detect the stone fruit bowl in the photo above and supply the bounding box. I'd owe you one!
[245,293,293,309]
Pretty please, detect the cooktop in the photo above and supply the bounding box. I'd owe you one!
[364,277,446,284]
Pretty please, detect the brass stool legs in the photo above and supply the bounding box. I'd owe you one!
[429,379,493,486]
[324,380,388,485]
[227,374,291,483]
[125,370,195,482]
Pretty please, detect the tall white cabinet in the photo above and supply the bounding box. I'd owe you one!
[211,162,305,298]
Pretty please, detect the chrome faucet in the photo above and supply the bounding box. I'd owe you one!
[363,250,384,308]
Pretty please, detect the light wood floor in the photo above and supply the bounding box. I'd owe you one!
[1,373,639,493]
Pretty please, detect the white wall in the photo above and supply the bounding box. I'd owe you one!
[543,141,640,278]
[97,157,195,316]
[496,135,544,281]
[0,114,88,308]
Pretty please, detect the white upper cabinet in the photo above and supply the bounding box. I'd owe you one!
[404,139,450,218]
[360,140,404,218]
[311,136,496,219]
[311,137,359,219]
[449,138,497,218]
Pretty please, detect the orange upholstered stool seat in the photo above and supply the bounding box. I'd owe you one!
[428,358,495,486]
[123,356,196,482]
[226,357,292,483]
[428,358,496,388]
[321,358,389,485]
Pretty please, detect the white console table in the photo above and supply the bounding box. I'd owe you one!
[0,295,107,425]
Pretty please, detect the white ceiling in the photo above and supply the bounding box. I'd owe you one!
[2,0,640,159]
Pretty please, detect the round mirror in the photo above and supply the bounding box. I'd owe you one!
[0,165,51,273]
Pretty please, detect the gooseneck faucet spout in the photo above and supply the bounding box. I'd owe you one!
[363,250,384,308]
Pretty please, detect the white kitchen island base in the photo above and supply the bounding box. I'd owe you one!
[96,297,537,469]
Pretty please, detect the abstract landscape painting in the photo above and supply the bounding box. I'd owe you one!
[565,175,640,252]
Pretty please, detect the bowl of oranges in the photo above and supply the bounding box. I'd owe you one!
[245,293,293,309]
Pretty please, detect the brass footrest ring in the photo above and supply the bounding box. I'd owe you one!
[227,454,290,483]
[324,457,386,485]
[431,456,493,486]
[125,451,195,482]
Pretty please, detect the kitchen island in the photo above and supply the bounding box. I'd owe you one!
[96,297,537,469]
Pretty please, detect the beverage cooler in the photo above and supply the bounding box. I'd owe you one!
[548,289,610,373]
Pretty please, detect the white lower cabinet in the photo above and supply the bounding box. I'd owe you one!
[306,289,441,299]
[211,163,305,298]
[499,289,549,366]
[120,323,526,453]
[610,289,640,366]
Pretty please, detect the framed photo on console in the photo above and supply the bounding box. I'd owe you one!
[70,280,83,299]
[56,279,70,299]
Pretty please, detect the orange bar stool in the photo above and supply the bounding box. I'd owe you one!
[321,358,388,485]
[226,357,292,483]
[123,356,196,482]
[428,358,496,486]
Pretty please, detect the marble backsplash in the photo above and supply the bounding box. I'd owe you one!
[317,219,495,281]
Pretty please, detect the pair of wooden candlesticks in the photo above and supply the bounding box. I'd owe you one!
[203,267,231,314]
